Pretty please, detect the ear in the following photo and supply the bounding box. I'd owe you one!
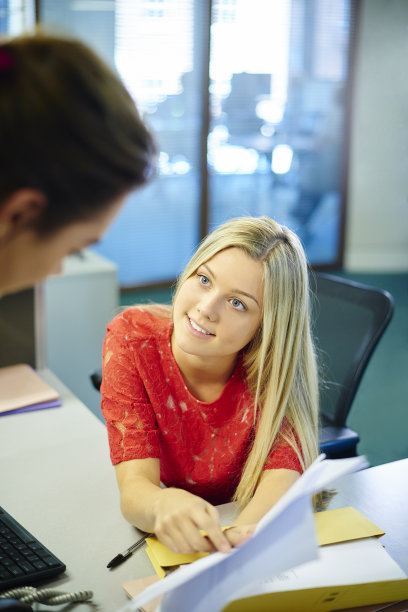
[0,189,47,234]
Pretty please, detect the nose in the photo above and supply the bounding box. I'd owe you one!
[197,293,219,322]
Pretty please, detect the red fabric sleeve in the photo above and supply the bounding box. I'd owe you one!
[263,422,303,474]
[100,321,159,465]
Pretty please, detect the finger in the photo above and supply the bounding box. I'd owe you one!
[182,525,215,554]
[196,504,231,553]
[157,515,214,554]
[172,510,217,553]
[156,521,195,554]
[224,524,255,547]
[155,511,195,554]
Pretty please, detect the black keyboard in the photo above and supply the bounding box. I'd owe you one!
[0,506,66,591]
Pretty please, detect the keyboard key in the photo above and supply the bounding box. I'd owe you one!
[0,570,11,580]
[17,560,35,573]
[8,565,25,577]
[1,544,12,553]
[32,561,47,570]
[28,543,44,551]
[42,556,61,567]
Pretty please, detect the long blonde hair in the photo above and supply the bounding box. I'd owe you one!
[173,216,319,508]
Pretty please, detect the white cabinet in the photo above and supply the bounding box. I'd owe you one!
[44,250,119,420]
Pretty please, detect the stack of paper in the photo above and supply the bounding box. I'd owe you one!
[141,507,385,580]
[122,504,408,612]
[0,364,61,417]
[223,537,408,612]
[120,455,386,612]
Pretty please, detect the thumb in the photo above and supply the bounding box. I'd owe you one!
[224,524,256,547]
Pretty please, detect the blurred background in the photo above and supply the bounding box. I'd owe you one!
[1,0,407,467]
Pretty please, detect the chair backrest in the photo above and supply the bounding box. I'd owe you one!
[310,272,394,427]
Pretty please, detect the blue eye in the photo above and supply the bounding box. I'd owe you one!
[198,274,210,286]
[230,298,246,311]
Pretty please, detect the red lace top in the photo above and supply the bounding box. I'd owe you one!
[101,308,302,505]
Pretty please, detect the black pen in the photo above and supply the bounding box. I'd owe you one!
[107,533,153,569]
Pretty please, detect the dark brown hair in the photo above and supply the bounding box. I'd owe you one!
[0,32,156,234]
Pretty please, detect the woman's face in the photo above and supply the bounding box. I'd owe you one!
[172,247,264,363]
[0,195,125,296]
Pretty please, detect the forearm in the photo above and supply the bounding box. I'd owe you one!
[120,480,231,555]
[115,460,230,554]
[119,475,164,532]
[234,468,300,526]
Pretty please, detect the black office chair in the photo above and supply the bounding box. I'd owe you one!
[311,272,394,459]
[90,369,102,392]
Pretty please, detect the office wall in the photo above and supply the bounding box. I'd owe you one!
[44,250,119,419]
[0,289,36,368]
[344,0,408,272]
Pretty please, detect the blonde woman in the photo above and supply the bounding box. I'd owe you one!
[101,216,319,555]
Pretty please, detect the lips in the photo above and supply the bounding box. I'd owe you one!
[187,315,214,336]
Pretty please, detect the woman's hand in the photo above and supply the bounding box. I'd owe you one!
[152,488,231,555]
[224,524,256,548]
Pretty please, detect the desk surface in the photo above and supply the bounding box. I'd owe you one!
[327,456,408,574]
[0,370,152,610]
[1,371,407,610]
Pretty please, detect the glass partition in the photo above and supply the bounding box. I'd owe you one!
[0,0,35,35]
[37,0,354,287]
[208,0,351,265]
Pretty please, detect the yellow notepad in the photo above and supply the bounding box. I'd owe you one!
[144,507,384,579]
[314,506,384,546]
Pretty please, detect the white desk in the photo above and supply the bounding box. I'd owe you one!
[0,370,151,610]
[1,371,407,610]
[327,457,408,574]
[0,371,236,611]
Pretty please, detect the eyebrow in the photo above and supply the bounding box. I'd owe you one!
[202,263,260,307]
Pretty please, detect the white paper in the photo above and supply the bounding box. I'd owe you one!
[251,454,368,537]
[118,454,367,612]
[160,496,317,612]
[234,537,407,601]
